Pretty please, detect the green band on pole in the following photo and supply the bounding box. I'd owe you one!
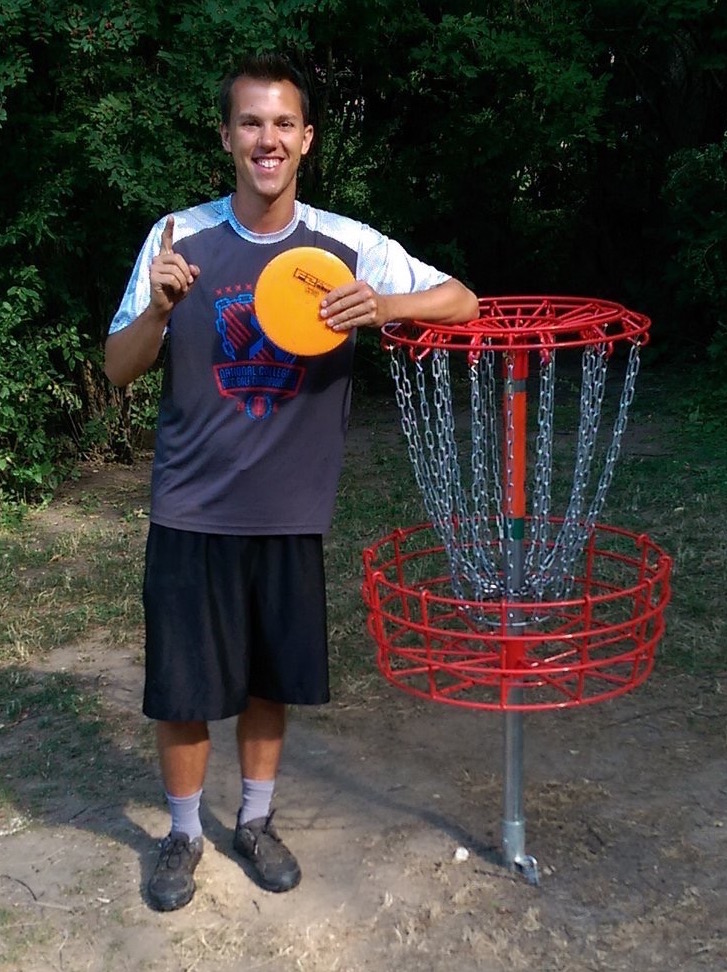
[506,517,525,541]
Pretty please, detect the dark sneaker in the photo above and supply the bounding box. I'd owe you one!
[148,832,204,912]
[233,811,301,893]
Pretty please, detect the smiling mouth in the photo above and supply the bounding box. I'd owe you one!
[255,158,282,170]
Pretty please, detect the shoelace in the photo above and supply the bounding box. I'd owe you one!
[161,835,193,869]
[252,811,280,853]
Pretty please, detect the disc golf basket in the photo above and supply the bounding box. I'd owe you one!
[362,296,672,885]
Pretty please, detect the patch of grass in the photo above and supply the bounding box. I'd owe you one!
[0,471,160,838]
[0,669,102,741]
[0,664,154,831]
[0,917,56,972]
[0,524,145,664]
[0,669,104,825]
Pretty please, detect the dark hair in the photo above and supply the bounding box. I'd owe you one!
[219,54,311,126]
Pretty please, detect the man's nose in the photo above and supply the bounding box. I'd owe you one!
[258,123,277,148]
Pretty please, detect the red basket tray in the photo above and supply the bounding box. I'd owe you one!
[362,520,672,712]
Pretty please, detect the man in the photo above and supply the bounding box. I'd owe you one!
[105,53,478,912]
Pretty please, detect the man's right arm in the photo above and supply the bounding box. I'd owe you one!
[104,215,200,388]
[104,304,172,388]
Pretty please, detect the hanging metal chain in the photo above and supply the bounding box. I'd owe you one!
[542,346,608,598]
[391,347,504,601]
[469,350,503,593]
[525,351,557,596]
[535,343,641,600]
[429,350,473,599]
[583,341,641,531]
[389,337,642,618]
[391,349,448,531]
[391,349,465,599]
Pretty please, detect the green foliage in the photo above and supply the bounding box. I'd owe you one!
[128,368,163,435]
[0,266,84,499]
[0,0,322,499]
[0,0,726,499]
[662,137,727,350]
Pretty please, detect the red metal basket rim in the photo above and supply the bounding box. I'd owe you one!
[362,520,672,614]
[382,295,651,354]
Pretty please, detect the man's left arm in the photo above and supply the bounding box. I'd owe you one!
[320,278,479,332]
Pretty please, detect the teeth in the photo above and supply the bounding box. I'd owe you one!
[257,159,280,168]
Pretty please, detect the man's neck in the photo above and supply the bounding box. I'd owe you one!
[231,192,296,235]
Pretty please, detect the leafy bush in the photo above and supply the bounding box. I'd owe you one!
[662,138,727,353]
[0,266,85,499]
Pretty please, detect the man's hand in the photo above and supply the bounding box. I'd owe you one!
[320,281,391,332]
[150,216,201,315]
[320,277,479,332]
[103,216,202,387]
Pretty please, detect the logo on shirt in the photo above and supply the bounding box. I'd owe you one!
[213,289,303,420]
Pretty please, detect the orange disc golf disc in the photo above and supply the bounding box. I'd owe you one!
[254,247,355,355]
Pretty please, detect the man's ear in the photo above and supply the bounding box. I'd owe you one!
[301,124,314,157]
[220,123,231,153]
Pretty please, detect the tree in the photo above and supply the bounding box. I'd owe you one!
[1,0,725,500]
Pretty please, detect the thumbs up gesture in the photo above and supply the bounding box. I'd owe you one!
[149,215,200,315]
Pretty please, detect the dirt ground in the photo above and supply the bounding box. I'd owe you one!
[2,431,727,972]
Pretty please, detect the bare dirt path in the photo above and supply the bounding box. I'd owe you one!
[1,423,726,971]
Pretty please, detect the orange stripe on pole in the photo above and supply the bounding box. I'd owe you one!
[504,351,528,520]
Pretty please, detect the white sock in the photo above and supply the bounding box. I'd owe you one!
[239,777,275,825]
[166,788,203,840]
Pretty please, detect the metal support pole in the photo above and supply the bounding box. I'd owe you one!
[501,352,539,886]
[502,701,526,862]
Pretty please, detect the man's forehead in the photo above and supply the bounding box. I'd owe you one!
[229,77,304,117]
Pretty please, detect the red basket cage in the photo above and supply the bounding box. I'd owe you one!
[363,520,672,712]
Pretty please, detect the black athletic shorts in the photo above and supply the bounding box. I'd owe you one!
[142,524,330,721]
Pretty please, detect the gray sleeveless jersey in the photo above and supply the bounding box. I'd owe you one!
[110,196,449,535]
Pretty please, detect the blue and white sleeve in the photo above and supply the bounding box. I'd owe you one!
[355,224,450,296]
[108,218,167,335]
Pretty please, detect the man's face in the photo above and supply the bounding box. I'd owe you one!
[220,77,314,213]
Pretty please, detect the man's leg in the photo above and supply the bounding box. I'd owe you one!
[233,697,301,892]
[158,719,211,797]
[148,720,210,912]
[237,696,285,780]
